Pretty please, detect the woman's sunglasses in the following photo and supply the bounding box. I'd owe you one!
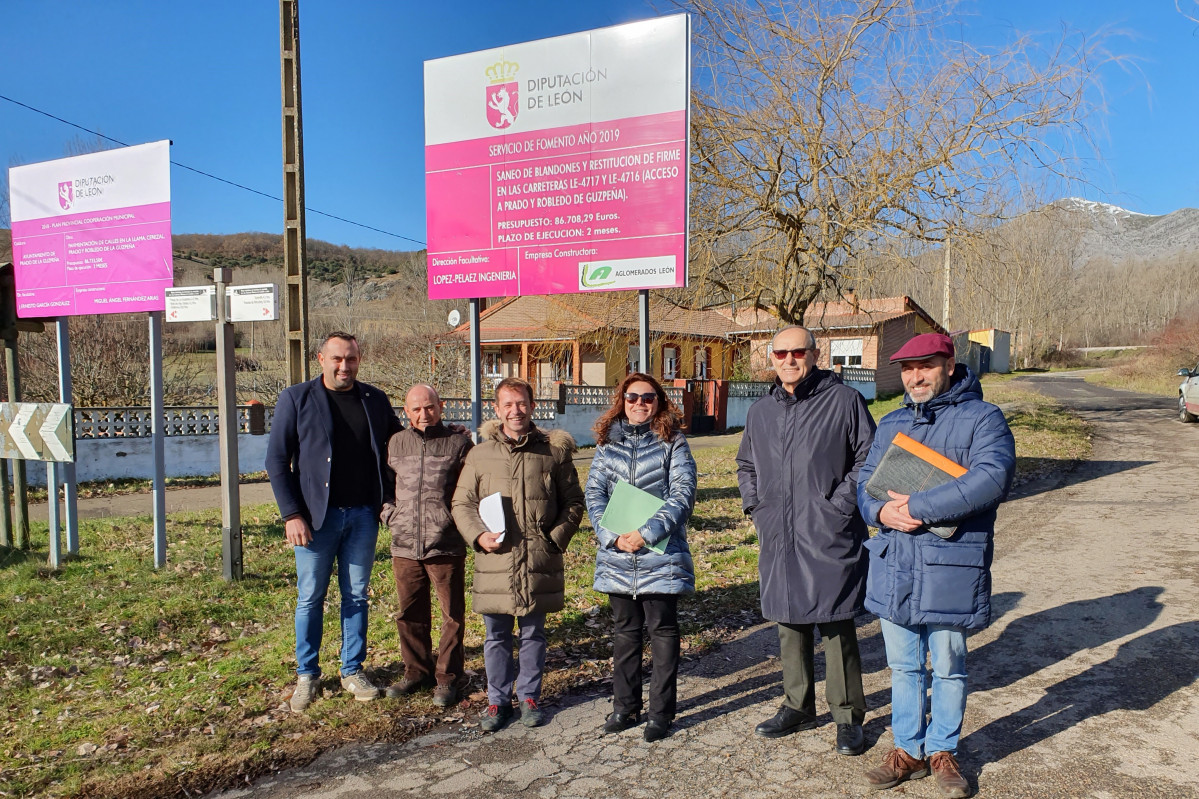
[623,392,657,405]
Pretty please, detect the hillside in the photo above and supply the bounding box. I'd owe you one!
[172,232,426,283]
[1052,198,1199,263]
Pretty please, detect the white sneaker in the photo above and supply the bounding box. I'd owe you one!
[340,670,380,701]
[290,674,321,713]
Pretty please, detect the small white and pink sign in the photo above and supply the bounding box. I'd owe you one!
[423,15,689,300]
[8,140,173,317]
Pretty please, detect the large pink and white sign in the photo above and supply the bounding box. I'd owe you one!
[424,15,689,300]
[8,140,173,317]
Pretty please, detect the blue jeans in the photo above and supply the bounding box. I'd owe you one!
[880,619,968,759]
[294,506,379,678]
[482,613,547,706]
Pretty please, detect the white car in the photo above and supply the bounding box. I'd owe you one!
[1179,363,1199,422]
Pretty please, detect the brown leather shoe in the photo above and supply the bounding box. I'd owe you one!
[864,747,929,790]
[929,751,972,798]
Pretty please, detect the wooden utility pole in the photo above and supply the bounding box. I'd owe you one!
[214,269,243,581]
[942,240,951,330]
[280,0,310,385]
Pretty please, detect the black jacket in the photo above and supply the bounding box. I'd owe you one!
[736,370,876,624]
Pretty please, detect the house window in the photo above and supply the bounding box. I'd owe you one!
[830,338,863,367]
[628,345,641,374]
[662,345,679,380]
[693,347,711,379]
[482,350,503,379]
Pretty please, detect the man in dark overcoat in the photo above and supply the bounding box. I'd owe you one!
[736,325,876,756]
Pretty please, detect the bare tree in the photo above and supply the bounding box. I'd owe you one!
[0,169,10,230]
[686,0,1109,323]
[14,316,207,406]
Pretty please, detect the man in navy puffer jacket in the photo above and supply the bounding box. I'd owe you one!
[857,333,1015,798]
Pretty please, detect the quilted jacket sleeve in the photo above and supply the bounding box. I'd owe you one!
[451,450,487,549]
[546,452,585,552]
[584,448,619,550]
[639,435,697,549]
[906,406,1016,525]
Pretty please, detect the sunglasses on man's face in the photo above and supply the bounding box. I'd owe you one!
[771,348,810,360]
[623,392,658,405]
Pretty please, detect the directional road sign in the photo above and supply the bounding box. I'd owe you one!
[165,286,217,322]
[0,402,74,462]
[228,283,279,322]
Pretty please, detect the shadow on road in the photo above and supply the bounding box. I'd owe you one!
[1008,459,1156,500]
[858,588,1165,734]
[987,591,1025,626]
[969,587,1165,693]
[963,620,1199,763]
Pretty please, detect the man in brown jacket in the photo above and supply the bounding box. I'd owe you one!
[381,384,472,708]
[452,377,585,732]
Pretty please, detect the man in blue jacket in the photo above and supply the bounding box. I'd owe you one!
[267,331,402,713]
[857,333,1015,798]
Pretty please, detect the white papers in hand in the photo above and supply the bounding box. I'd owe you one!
[479,492,506,543]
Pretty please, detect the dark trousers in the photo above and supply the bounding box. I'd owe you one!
[777,618,866,725]
[609,593,680,721]
[391,555,466,686]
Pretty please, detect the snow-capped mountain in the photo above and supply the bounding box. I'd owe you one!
[1051,198,1199,263]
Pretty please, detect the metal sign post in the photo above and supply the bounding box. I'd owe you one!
[47,460,61,567]
[56,318,79,553]
[149,311,167,568]
[469,298,482,442]
[214,269,243,581]
[4,335,30,549]
[639,290,650,373]
[0,462,10,548]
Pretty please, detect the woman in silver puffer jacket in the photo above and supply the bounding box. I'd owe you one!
[585,372,696,742]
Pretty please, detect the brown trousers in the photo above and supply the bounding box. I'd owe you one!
[391,555,466,686]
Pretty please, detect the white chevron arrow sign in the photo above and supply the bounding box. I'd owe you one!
[39,404,74,461]
[0,403,75,462]
[9,404,44,460]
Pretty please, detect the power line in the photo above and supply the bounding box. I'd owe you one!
[0,93,427,247]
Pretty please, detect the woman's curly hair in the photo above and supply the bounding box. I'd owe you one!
[592,372,683,446]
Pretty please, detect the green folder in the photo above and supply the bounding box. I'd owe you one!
[598,480,669,555]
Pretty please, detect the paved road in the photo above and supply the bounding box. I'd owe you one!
[207,374,1199,798]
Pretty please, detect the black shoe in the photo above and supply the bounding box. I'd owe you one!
[644,717,671,742]
[754,705,819,738]
[603,711,641,734]
[835,723,865,756]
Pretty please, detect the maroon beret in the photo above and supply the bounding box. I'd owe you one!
[890,332,954,363]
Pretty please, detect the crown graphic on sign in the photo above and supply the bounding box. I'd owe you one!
[485,59,520,84]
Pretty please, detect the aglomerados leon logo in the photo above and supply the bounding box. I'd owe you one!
[485,59,520,130]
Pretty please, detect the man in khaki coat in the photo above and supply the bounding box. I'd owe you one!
[452,377,584,732]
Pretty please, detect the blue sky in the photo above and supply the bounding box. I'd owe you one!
[2,1,1195,252]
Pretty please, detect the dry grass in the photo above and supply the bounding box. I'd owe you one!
[1085,356,1188,398]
